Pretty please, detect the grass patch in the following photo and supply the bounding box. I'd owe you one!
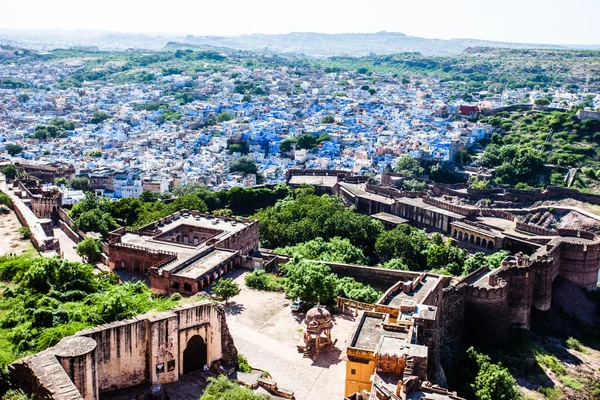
[565,337,587,353]
[560,376,583,391]
[534,350,565,376]
[539,387,562,400]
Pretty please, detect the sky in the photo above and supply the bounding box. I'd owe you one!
[2,0,600,45]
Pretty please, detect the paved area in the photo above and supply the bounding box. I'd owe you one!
[101,370,216,400]
[224,269,358,400]
[53,228,83,262]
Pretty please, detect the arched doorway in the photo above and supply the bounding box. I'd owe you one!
[183,335,207,374]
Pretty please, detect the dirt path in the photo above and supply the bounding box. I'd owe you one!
[0,210,33,256]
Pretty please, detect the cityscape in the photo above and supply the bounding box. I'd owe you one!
[0,2,599,400]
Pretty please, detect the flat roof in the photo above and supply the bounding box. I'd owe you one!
[377,337,428,358]
[288,175,338,187]
[351,314,408,352]
[119,214,251,273]
[338,183,396,205]
[371,212,409,225]
[384,276,440,308]
[173,249,236,279]
[395,197,466,219]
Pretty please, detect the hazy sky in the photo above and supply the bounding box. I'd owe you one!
[3,0,599,44]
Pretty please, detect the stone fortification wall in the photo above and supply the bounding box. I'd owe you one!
[434,181,600,206]
[10,302,236,399]
[319,261,423,290]
[557,240,600,289]
[79,317,150,392]
[516,221,557,236]
[422,196,478,217]
[365,183,426,199]
[440,284,466,344]
[464,278,510,343]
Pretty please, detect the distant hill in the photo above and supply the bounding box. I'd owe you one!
[1,29,598,57]
[179,31,596,57]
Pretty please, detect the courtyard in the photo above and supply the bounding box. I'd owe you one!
[224,269,358,400]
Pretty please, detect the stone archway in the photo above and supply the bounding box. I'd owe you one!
[183,335,207,374]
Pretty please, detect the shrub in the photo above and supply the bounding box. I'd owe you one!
[565,337,586,353]
[237,354,252,373]
[245,269,282,291]
[17,227,30,240]
[170,293,182,301]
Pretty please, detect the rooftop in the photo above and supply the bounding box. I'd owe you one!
[395,197,466,219]
[384,276,440,308]
[371,212,409,226]
[172,248,237,280]
[351,313,408,352]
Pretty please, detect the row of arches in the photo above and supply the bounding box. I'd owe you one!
[451,228,495,250]
[169,261,235,293]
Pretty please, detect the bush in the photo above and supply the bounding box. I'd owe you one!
[245,270,282,291]
[565,337,586,353]
[237,354,252,373]
[17,227,30,240]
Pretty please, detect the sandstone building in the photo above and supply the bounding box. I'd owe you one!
[10,301,237,400]
[107,210,259,295]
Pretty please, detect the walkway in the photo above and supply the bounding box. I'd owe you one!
[52,228,82,263]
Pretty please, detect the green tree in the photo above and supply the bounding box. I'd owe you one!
[17,94,29,103]
[468,347,522,400]
[283,259,338,304]
[90,111,109,124]
[76,238,101,263]
[229,157,258,175]
[279,138,297,153]
[463,252,488,276]
[242,94,252,102]
[321,115,335,124]
[245,269,282,291]
[274,237,365,264]
[253,186,383,256]
[296,134,317,150]
[212,278,241,304]
[70,177,91,191]
[381,259,409,270]
[5,143,23,157]
[395,156,424,178]
[470,178,491,190]
[200,375,268,400]
[375,225,429,269]
[534,98,551,106]
[228,143,249,154]
[402,179,426,191]
[55,177,67,187]
[1,164,18,180]
[216,112,234,123]
[336,276,380,303]
[75,209,119,237]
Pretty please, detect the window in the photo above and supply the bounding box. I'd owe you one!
[351,369,356,375]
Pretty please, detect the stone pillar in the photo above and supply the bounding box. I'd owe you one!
[54,336,99,400]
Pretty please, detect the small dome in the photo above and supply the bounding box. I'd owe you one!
[304,304,331,325]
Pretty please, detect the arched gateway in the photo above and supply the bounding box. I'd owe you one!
[183,335,207,374]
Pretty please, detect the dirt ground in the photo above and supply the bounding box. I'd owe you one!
[0,210,33,256]
[222,269,358,400]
